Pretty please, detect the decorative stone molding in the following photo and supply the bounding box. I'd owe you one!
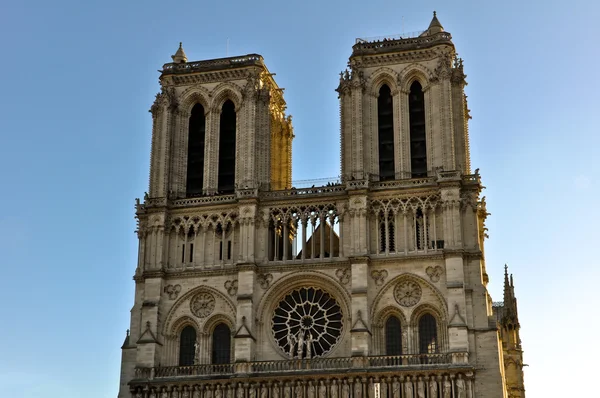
[394,280,422,307]
[335,268,350,285]
[257,273,273,289]
[164,284,182,300]
[370,270,388,286]
[426,266,443,282]
[224,280,238,296]
[190,292,216,318]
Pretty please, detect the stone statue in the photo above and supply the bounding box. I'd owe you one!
[215,386,223,398]
[194,340,201,364]
[318,381,327,397]
[354,379,362,398]
[237,384,245,398]
[443,378,452,398]
[392,379,401,398]
[287,334,297,358]
[295,383,303,398]
[429,379,438,397]
[283,385,290,398]
[306,333,314,359]
[307,382,315,398]
[330,380,338,398]
[456,376,466,398]
[404,378,414,398]
[417,377,425,398]
[249,385,256,398]
[342,380,349,397]
[297,332,305,358]
[260,385,268,398]
[272,383,280,398]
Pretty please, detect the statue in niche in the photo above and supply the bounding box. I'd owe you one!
[342,380,349,397]
[204,386,212,398]
[392,379,401,398]
[456,376,466,398]
[284,384,291,398]
[226,386,234,398]
[272,383,280,398]
[443,378,452,398]
[307,382,315,398]
[161,389,169,398]
[249,385,256,398]
[260,385,268,398]
[318,380,327,397]
[295,383,303,398]
[417,377,425,398]
[237,384,245,398]
[429,378,438,397]
[215,386,223,398]
[404,377,413,398]
[330,380,339,398]
[354,379,362,398]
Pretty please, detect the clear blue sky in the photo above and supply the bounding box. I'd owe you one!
[0,1,598,397]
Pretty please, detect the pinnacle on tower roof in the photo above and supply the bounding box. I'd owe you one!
[502,264,519,326]
[427,11,445,35]
[171,42,188,64]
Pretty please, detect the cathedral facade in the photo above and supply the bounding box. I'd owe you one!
[118,13,525,398]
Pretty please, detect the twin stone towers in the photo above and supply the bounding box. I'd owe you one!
[119,13,526,398]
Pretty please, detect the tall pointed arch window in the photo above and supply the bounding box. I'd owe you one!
[385,316,402,355]
[218,100,236,194]
[211,323,231,364]
[178,325,197,366]
[186,104,206,196]
[378,84,395,180]
[409,81,427,178]
[418,314,438,354]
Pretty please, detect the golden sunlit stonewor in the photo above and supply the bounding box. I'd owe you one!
[118,12,526,398]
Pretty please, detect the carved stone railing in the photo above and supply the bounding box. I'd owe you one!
[171,194,237,207]
[370,177,435,190]
[162,54,264,74]
[462,174,481,185]
[352,32,453,56]
[133,352,467,381]
[260,185,345,199]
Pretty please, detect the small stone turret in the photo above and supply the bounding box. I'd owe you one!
[426,11,444,35]
[171,42,188,63]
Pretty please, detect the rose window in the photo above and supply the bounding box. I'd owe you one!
[272,287,343,359]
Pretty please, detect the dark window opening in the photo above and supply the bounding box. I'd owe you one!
[378,85,395,180]
[218,100,236,194]
[179,325,197,366]
[189,243,194,263]
[385,316,402,355]
[409,81,427,178]
[219,242,223,261]
[212,323,231,364]
[419,314,438,354]
[181,243,186,263]
[227,241,232,260]
[186,104,206,196]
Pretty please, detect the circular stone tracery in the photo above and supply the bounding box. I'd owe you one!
[190,292,216,318]
[394,280,422,307]
[272,287,343,358]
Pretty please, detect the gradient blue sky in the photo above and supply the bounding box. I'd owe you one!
[0,1,598,397]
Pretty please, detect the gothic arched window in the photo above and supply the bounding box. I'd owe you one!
[211,323,231,364]
[186,103,206,196]
[218,100,236,194]
[178,325,197,366]
[385,316,402,355]
[378,84,395,180]
[409,81,427,178]
[418,314,438,354]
